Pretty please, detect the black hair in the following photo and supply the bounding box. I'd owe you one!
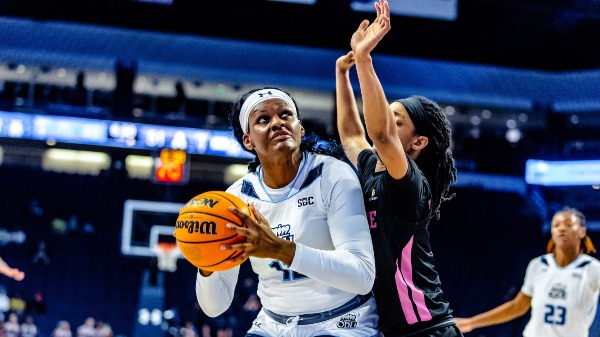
[395,95,457,220]
[559,206,586,227]
[229,87,344,172]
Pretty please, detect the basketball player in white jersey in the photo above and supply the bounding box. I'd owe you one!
[455,207,600,337]
[195,87,379,336]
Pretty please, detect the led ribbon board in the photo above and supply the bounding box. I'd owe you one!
[525,159,600,186]
[0,111,253,159]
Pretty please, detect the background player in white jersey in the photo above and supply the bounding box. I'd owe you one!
[195,87,379,337]
[454,207,600,337]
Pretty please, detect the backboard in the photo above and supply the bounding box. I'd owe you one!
[121,199,185,257]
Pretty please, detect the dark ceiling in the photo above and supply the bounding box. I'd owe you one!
[1,0,600,71]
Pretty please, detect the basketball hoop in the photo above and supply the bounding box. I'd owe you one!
[153,243,180,272]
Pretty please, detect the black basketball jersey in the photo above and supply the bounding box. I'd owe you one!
[357,150,454,336]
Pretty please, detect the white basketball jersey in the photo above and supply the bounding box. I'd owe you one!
[522,253,600,337]
[227,153,369,315]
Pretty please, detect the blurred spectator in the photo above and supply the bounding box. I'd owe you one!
[29,198,44,217]
[0,320,6,337]
[31,241,50,266]
[82,221,95,235]
[51,219,67,236]
[25,292,46,315]
[94,321,113,337]
[0,230,26,246]
[52,321,72,337]
[0,258,24,281]
[179,321,197,337]
[8,293,25,317]
[215,327,232,337]
[72,72,87,106]
[0,287,9,320]
[4,313,19,337]
[20,316,38,337]
[199,324,210,337]
[76,317,96,337]
[238,277,256,303]
[66,216,79,234]
[242,294,260,318]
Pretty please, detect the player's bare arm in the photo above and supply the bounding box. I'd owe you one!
[353,0,408,179]
[336,51,371,168]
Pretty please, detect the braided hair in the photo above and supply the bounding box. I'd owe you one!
[395,96,457,220]
[229,87,344,172]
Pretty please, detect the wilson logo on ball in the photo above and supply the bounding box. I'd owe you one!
[176,220,217,235]
[175,191,253,272]
[184,198,220,208]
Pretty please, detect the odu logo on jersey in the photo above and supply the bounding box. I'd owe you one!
[337,313,358,328]
[548,283,567,300]
[272,224,294,242]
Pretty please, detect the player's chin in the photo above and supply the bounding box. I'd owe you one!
[271,139,299,150]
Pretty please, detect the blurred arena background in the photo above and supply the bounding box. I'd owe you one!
[0,0,599,336]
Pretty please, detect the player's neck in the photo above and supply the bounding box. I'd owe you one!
[260,151,303,188]
[553,248,581,267]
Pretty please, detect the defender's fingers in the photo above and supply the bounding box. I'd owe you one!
[382,0,390,18]
[357,19,370,31]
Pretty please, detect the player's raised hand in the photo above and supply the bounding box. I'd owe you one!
[336,51,356,73]
[351,0,391,57]
[224,203,295,265]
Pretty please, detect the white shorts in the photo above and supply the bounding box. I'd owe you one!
[245,293,379,337]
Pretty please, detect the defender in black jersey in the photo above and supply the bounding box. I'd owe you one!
[336,1,460,336]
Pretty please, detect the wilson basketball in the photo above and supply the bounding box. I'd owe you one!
[174,191,251,272]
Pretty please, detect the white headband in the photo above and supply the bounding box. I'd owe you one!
[239,89,297,134]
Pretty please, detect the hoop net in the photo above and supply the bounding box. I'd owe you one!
[153,243,180,272]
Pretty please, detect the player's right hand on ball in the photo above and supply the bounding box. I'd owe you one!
[224,204,295,266]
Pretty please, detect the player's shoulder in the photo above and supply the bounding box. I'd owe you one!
[578,254,600,269]
[528,254,553,269]
[318,154,357,176]
[226,171,255,195]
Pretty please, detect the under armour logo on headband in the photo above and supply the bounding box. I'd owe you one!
[239,89,297,134]
[257,91,273,98]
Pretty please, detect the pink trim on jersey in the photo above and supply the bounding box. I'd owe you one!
[395,236,433,324]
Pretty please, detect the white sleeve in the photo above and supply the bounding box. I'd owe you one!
[591,258,600,292]
[195,265,240,317]
[289,159,375,295]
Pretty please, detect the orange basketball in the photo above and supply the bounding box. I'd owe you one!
[174,191,251,272]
